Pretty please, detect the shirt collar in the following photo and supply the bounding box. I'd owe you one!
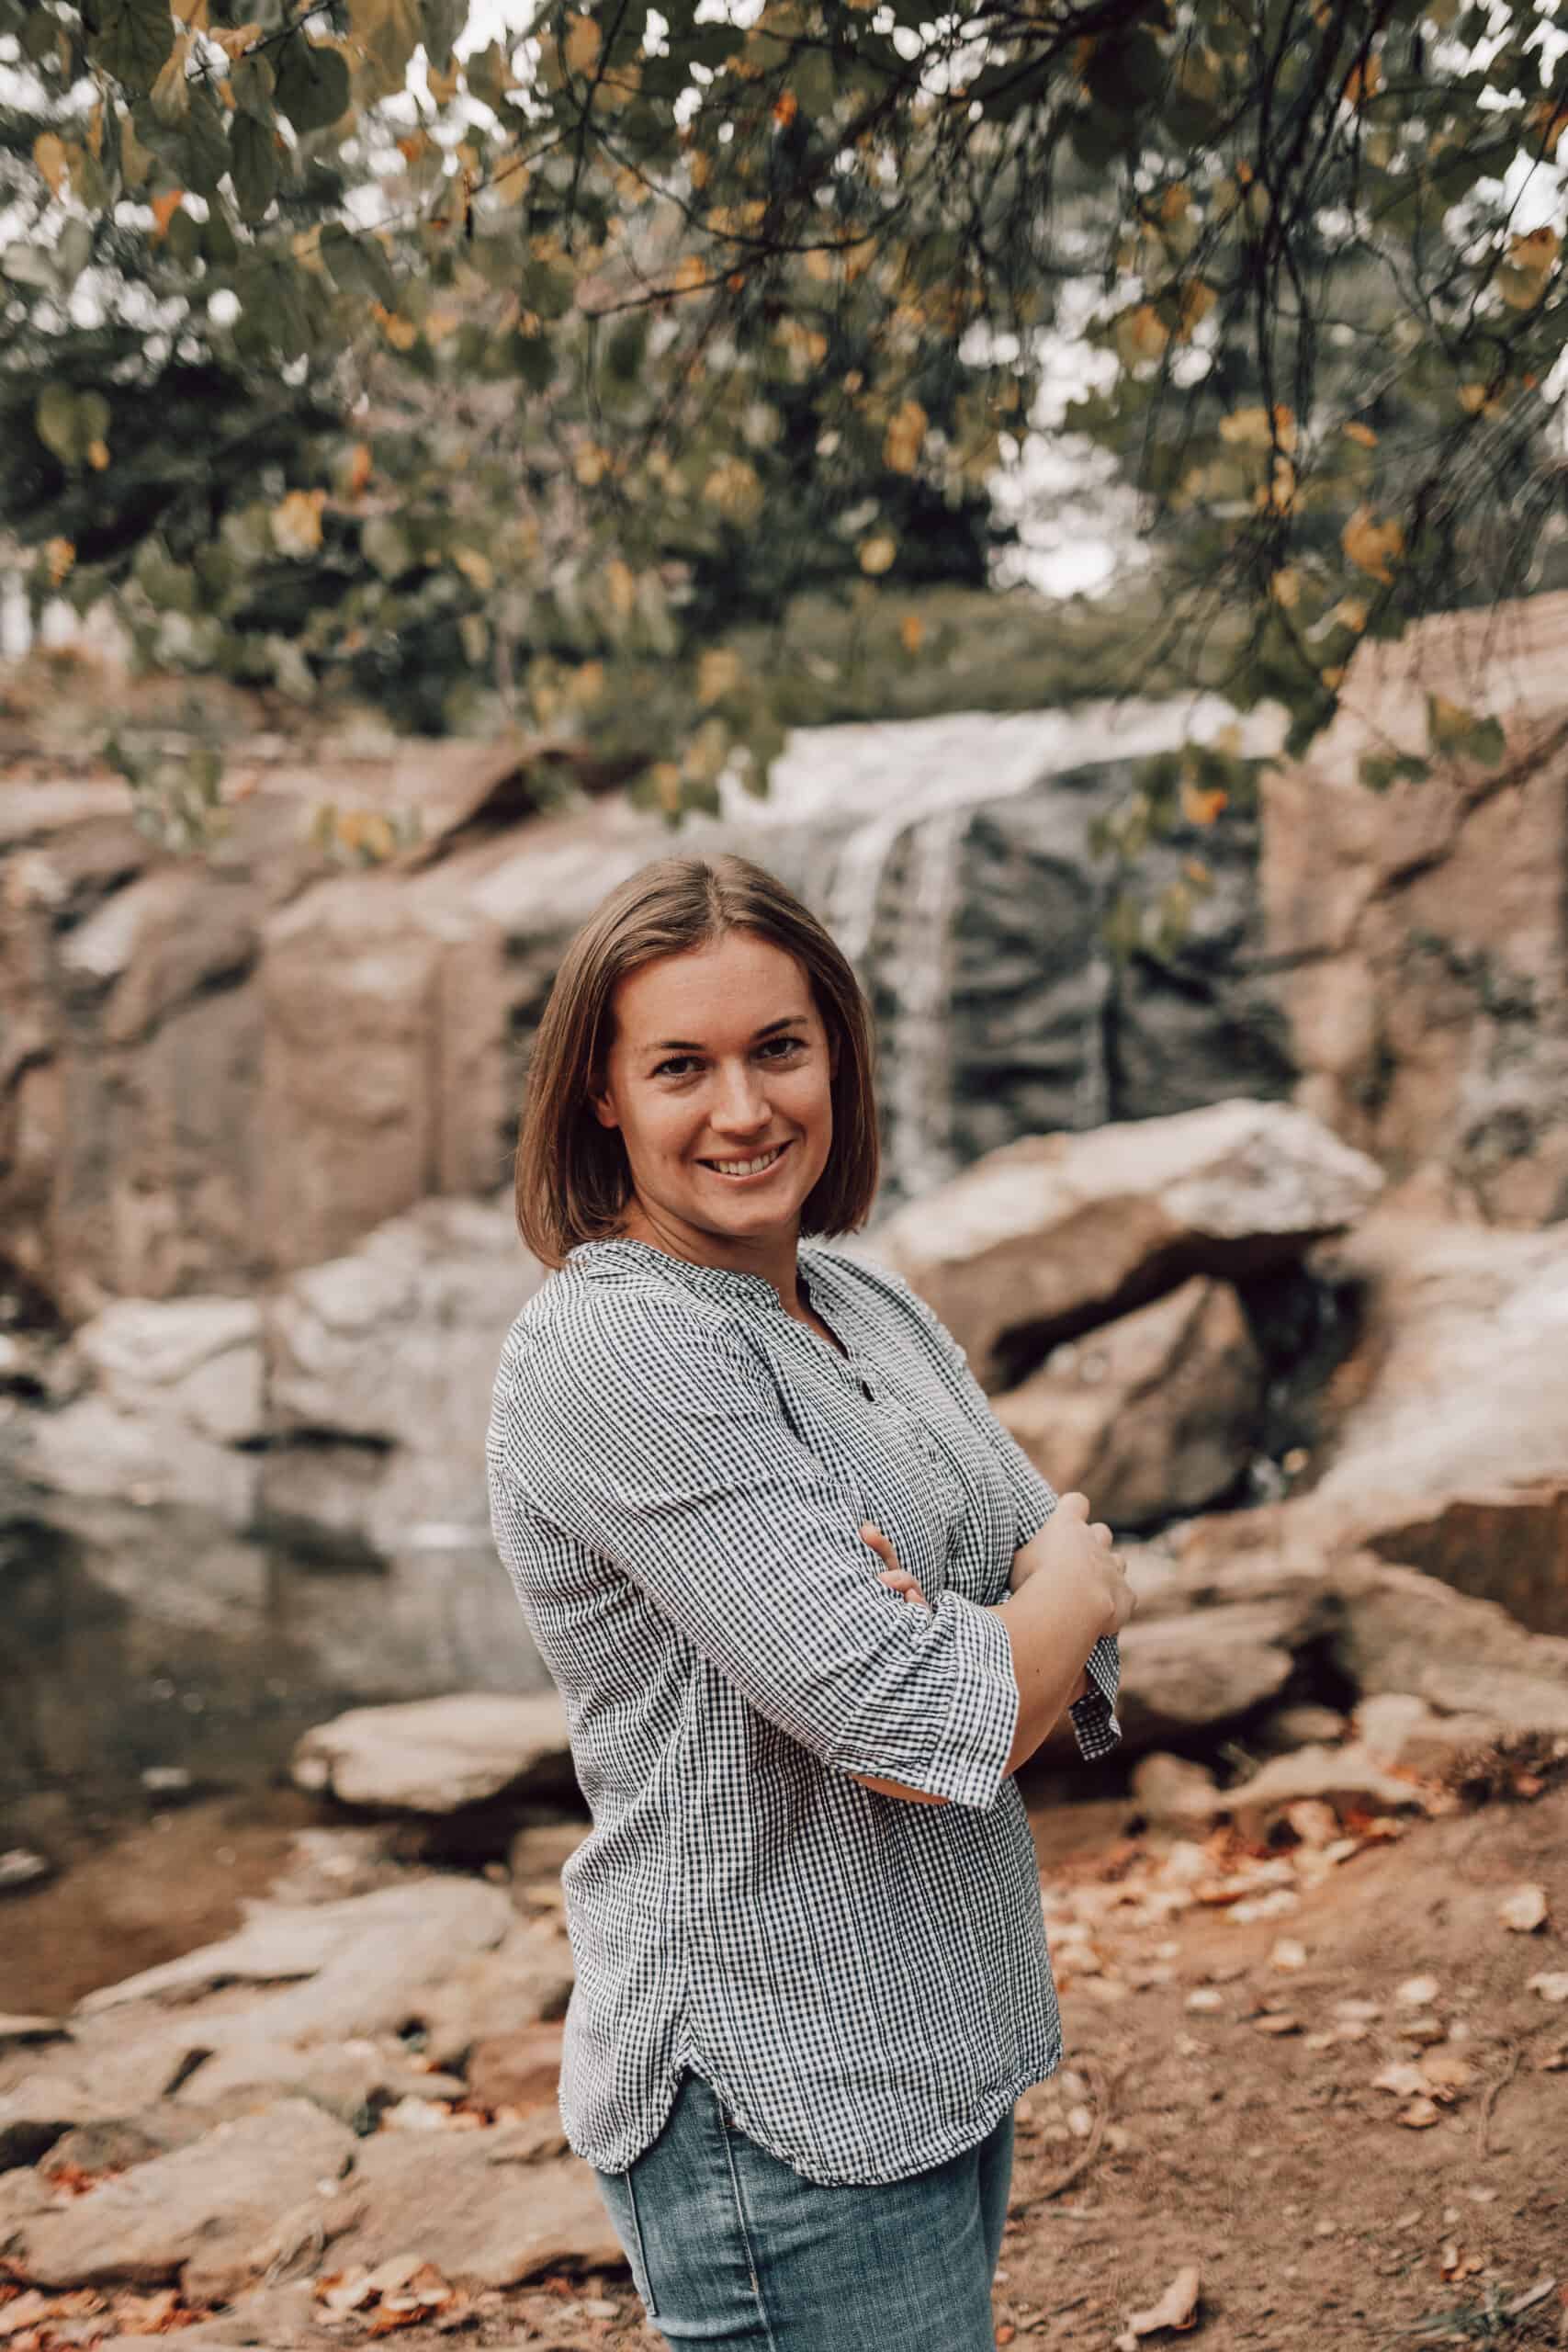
[566,1235,826,1316]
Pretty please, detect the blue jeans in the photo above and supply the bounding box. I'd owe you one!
[592,2067,1016,2348]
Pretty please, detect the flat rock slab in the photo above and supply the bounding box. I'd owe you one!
[291,1692,573,1814]
[78,1875,513,2027]
[1101,1590,1336,1751]
[8,2098,355,2297]
[878,1098,1382,1386]
[324,2131,622,2289]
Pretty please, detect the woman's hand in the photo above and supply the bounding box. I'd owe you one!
[1010,1491,1135,1634]
[860,1521,930,1611]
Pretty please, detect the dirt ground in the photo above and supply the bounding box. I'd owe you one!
[4,1776,1564,2352]
[433,1775,1568,2352]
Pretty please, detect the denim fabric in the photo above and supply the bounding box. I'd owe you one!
[593,2066,1016,2348]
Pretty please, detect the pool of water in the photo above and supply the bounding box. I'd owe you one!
[2,1478,554,1861]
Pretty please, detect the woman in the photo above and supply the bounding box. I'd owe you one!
[487,850,1135,2350]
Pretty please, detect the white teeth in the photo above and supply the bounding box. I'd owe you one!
[705,1146,784,1177]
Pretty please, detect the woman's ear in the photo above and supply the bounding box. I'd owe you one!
[588,1076,619,1131]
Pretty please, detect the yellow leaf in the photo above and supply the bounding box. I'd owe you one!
[805,246,833,282]
[1220,403,1296,453]
[1342,51,1382,107]
[882,399,927,475]
[344,442,373,497]
[427,58,462,104]
[150,31,193,124]
[1159,183,1191,223]
[564,14,601,75]
[1269,567,1300,609]
[1331,597,1368,633]
[1176,278,1216,339]
[604,559,637,619]
[574,442,610,488]
[899,612,924,655]
[271,488,326,557]
[369,300,417,350]
[45,537,74,586]
[1342,503,1404,584]
[452,547,493,593]
[1321,665,1345,690]
[1180,780,1227,827]
[1510,225,1560,274]
[1458,382,1496,416]
[1124,303,1169,362]
[670,253,707,295]
[151,188,185,239]
[86,439,110,470]
[33,133,70,198]
[858,534,896,576]
[1343,420,1378,447]
[697,648,742,706]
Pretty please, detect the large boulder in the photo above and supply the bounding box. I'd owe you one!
[290,1692,575,1815]
[6,2098,355,2296]
[318,2130,623,2290]
[20,1297,265,1517]
[992,1274,1264,1527]
[1176,1213,1568,1635]
[1262,587,1568,1226]
[876,1098,1383,1387]
[1305,1213,1568,1634]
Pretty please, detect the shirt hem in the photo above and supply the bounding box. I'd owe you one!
[565,2038,1066,2186]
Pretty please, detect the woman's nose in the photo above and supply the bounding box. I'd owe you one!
[709,1065,770,1128]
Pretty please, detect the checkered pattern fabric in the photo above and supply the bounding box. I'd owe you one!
[486,1236,1122,2186]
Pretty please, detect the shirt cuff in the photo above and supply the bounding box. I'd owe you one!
[1068,1633,1123,1761]
[914,1595,1021,1811]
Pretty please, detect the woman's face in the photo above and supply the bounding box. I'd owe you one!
[589,930,839,1260]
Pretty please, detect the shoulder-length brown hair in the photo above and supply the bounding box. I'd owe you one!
[514,851,881,1266]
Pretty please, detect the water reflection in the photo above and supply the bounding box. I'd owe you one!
[1,1482,552,1847]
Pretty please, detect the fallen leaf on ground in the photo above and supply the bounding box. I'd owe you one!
[1498,1884,1547,1931]
[1117,2263,1201,2346]
[1395,1974,1440,2007]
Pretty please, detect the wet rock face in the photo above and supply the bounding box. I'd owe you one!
[2,705,1285,1317]
[1261,588,1568,1226]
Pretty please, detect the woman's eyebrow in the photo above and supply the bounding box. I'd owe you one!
[647,1014,807,1053]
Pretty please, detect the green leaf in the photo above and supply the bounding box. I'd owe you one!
[321,222,398,306]
[422,0,466,72]
[362,515,414,579]
[87,0,175,91]
[229,112,277,221]
[3,244,57,290]
[274,37,351,135]
[35,383,84,464]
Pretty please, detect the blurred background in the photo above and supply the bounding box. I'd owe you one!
[3,0,1566,2111]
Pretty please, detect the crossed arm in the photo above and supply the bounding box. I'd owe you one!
[846,1521,1089,1808]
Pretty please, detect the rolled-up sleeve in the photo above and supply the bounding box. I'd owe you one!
[878,1269,1122,1762]
[489,1290,1021,1809]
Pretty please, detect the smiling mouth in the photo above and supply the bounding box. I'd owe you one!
[699,1142,792,1178]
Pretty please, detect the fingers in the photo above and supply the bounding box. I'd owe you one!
[1055,1491,1090,1523]
[878,1568,930,1609]
[1089,1521,1113,1549]
[859,1521,897,1566]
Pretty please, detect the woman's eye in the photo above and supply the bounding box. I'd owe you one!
[653,1037,804,1079]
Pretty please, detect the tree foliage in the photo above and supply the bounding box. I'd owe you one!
[3,0,1566,866]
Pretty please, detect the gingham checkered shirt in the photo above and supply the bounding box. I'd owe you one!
[485,1235,1122,2186]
